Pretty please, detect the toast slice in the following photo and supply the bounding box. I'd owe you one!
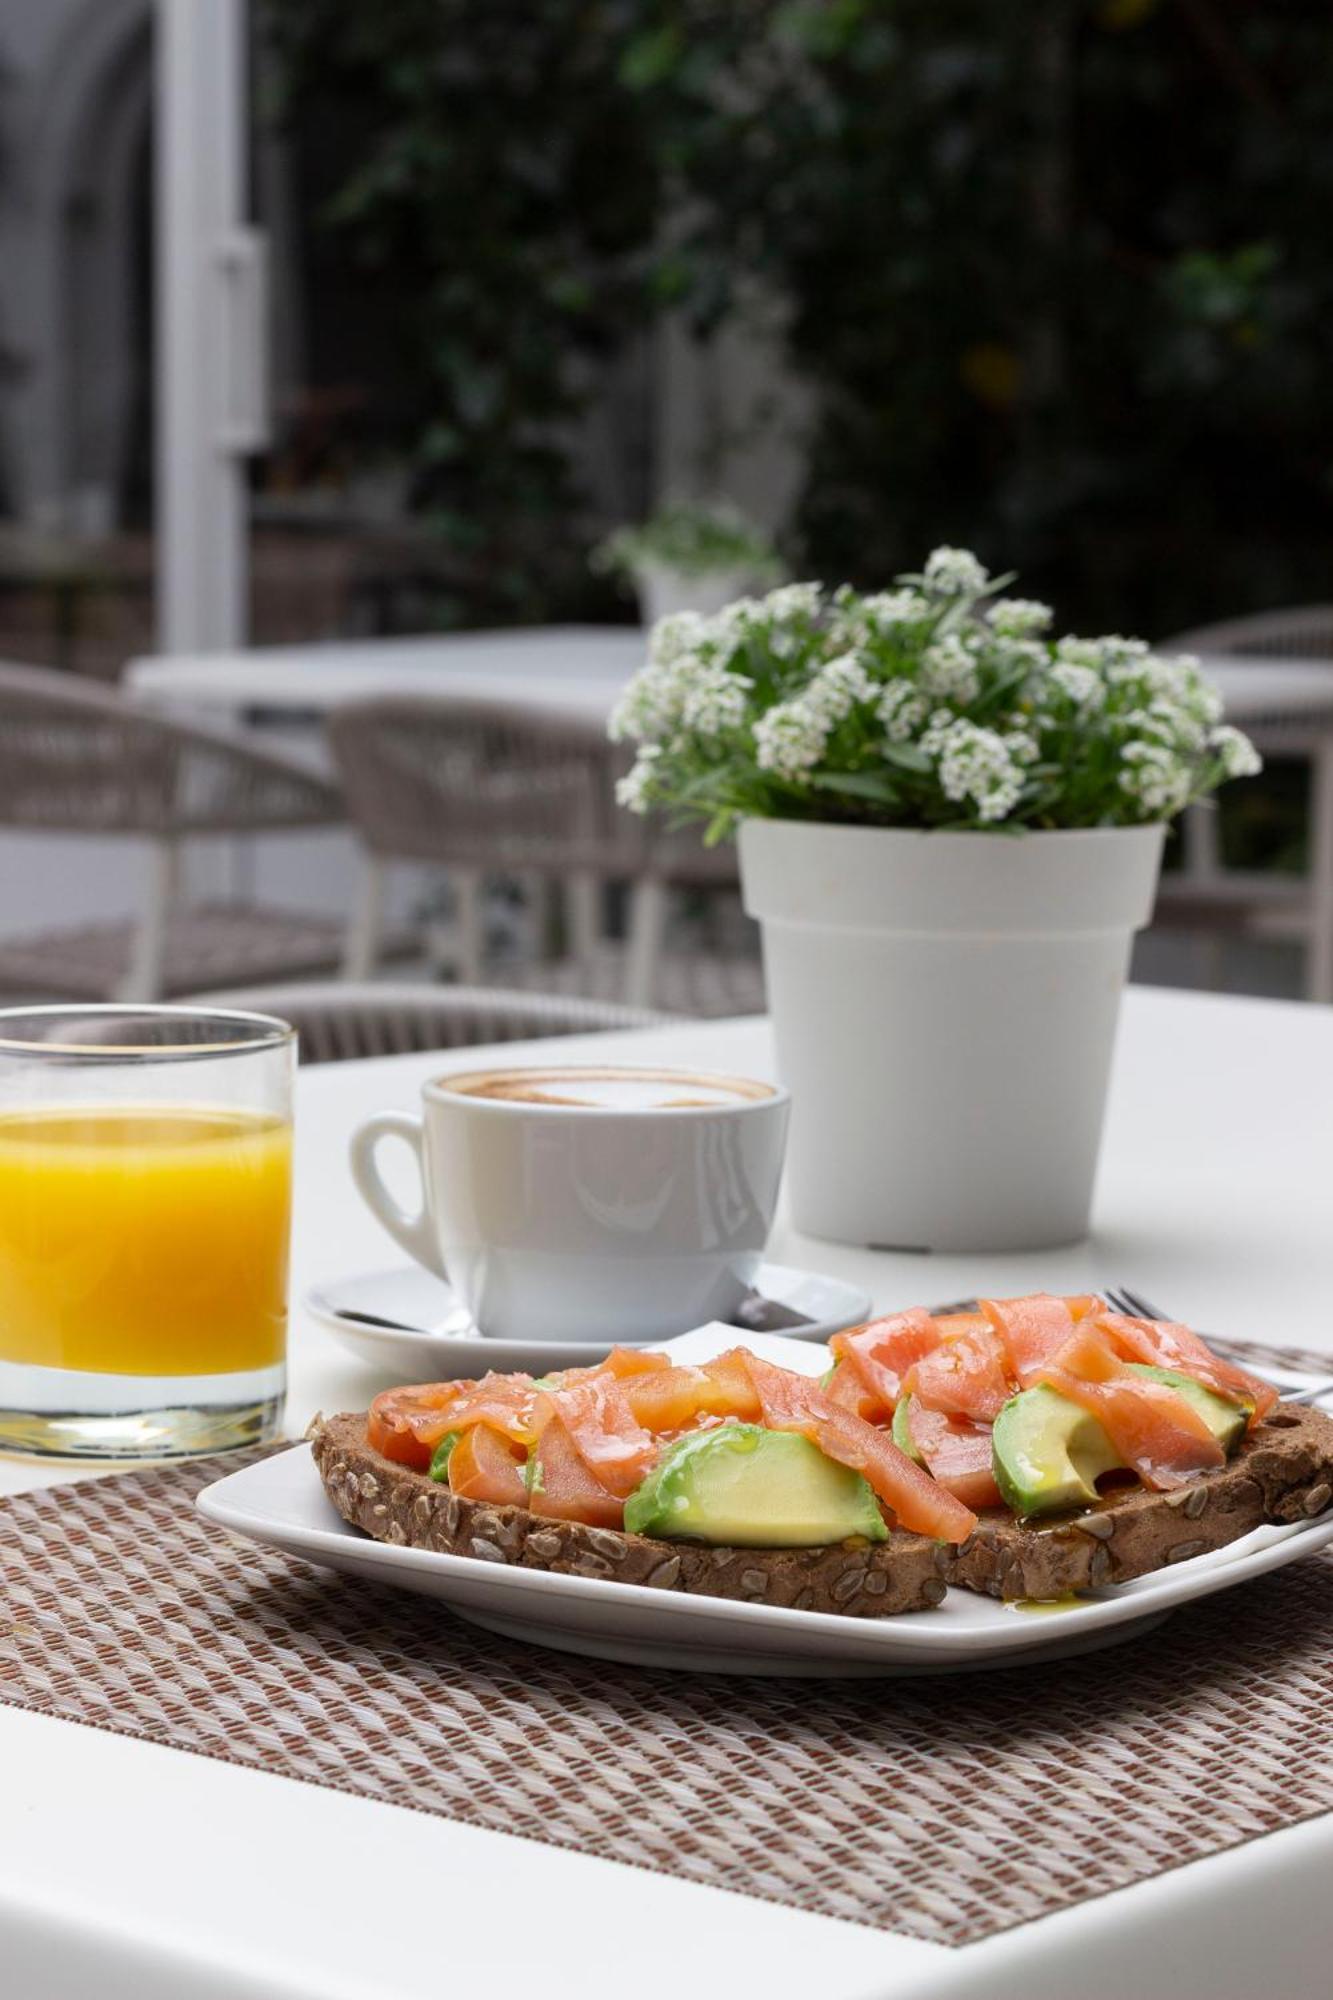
[948,1401,1333,1601]
[310,1412,952,1617]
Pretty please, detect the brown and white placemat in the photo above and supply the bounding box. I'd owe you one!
[4,1336,1333,1950]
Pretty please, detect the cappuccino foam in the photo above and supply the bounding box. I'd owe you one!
[438,1065,775,1111]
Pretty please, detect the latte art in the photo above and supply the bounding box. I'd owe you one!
[439,1065,776,1111]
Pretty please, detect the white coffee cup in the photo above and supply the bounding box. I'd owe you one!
[349,1064,790,1343]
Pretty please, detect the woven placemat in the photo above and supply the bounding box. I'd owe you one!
[4,1334,1333,1949]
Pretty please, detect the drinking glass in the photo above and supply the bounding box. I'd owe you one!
[0,1006,294,1458]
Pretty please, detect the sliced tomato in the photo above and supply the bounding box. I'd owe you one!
[1094,1314,1277,1423]
[528,1415,624,1528]
[367,1381,467,1470]
[1033,1327,1225,1491]
[906,1401,1002,1511]
[909,1323,1012,1424]
[981,1293,1079,1376]
[828,1308,941,1420]
[726,1349,977,1543]
[447,1424,528,1507]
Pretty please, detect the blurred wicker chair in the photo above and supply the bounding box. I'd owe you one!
[190,980,673,1063]
[1156,608,1333,990]
[0,662,345,1001]
[1167,606,1333,662]
[326,695,741,1007]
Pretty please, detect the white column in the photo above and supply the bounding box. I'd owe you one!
[155,0,268,651]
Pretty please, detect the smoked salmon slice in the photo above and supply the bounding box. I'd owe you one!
[906,1401,1003,1512]
[726,1349,977,1543]
[1094,1315,1277,1423]
[1032,1327,1225,1490]
[828,1309,940,1419]
[535,1375,659,1499]
[367,1380,468,1469]
[981,1293,1080,1376]
[447,1423,528,1507]
[908,1322,1012,1424]
[528,1415,624,1528]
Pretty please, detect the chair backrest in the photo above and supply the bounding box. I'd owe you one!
[0,660,342,836]
[1163,607,1333,662]
[325,694,645,876]
[326,690,740,888]
[188,980,674,1063]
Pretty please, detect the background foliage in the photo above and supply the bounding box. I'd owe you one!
[267,0,1333,639]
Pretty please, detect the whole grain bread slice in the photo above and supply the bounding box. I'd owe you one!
[309,1412,951,1618]
[949,1402,1333,1602]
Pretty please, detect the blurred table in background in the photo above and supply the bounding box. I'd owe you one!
[125,625,645,731]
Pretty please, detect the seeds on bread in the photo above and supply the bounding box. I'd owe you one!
[310,1411,950,1617]
[948,1402,1333,1602]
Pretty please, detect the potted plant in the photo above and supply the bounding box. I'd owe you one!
[609,551,1260,1251]
[592,500,781,627]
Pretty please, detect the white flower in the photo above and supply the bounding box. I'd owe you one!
[806,651,875,721]
[923,546,990,598]
[1208,724,1262,779]
[1047,661,1105,713]
[1004,728,1040,766]
[878,680,929,743]
[751,652,874,780]
[616,747,660,813]
[920,634,981,704]
[989,598,1053,638]
[761,581,822,622]
[933,718,1025,821]
[648,611,710,667]
[753,701,831,780]
[829,587,931,649]
[1118,740,1192,818]
[680,663,752,735]
[611,649,749,745]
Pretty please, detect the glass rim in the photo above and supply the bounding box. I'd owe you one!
[0,1003,295,1062]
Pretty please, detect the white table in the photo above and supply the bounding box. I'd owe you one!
[125,624,646,726]
[4,992,1332,2000]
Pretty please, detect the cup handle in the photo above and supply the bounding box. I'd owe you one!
[349,1111,448,1279]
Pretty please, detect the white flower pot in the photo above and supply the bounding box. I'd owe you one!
[738,819,1166,1252]
[634,562,758,627]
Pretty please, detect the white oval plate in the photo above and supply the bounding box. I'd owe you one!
[200,1325,1333,1678]
[304,1261,873,1380]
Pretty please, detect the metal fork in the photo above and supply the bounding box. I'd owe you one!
[1102,1282,1333,1407]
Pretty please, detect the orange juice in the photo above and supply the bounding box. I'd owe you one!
[0,1104,291,1376]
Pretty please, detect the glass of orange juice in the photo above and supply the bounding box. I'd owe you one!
[0,1005,294,1458]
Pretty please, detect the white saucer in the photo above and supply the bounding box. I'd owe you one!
[304,1261,873,1381]
[200,1324,1333,1678]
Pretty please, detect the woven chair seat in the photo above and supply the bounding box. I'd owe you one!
[187,981,674,1064]
[0,904,355,1002]
[498,945,766,1019]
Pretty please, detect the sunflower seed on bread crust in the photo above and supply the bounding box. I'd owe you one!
[311,1413,946,1619]
[948,1401,1333,1602]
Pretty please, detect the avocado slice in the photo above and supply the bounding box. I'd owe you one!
[429,1431,461,1482]
[992,1386,1123,1519]
[992,1367,1250,1520]
[892,1393,925,1466]
[622,1423,887,1547]
[1122,1364,1250,1452]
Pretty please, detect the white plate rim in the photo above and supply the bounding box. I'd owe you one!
[198,1441,1333,1667]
